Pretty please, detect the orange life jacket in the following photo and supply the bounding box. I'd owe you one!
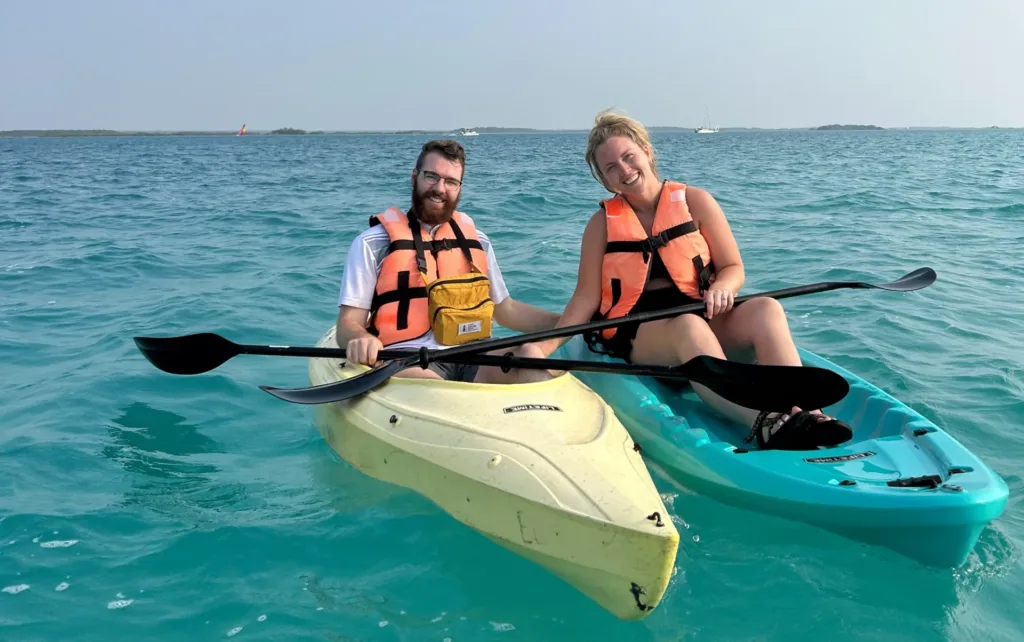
[366,207,489,346]
[596,180,714,339]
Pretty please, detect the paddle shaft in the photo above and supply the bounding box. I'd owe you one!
[259,350,851,411]
[238,275,916,365]
[404,277,895,362]
[230,344,718,378]
[133,268,931,379]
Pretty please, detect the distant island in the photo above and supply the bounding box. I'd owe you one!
[469,127,539,133]
[393,127,540,135]
[270,127,327,135]
[813,124,885,130]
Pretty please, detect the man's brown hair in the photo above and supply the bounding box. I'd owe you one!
[416,139,466,178]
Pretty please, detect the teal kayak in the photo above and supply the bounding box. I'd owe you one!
[555,335,1009,567]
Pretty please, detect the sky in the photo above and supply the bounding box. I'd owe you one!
[1,0,1022,131]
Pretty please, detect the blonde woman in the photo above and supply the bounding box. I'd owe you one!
[534,110,851,450]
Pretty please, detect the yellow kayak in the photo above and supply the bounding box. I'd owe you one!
[308,327,679,619]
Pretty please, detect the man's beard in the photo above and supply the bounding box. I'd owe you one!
[411,179,459,225]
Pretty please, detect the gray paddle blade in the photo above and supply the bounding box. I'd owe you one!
[259,358,414,404]
[871,267,936,291]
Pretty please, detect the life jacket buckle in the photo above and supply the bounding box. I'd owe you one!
[643,231,671,254]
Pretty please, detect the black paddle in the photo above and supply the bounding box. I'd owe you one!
[252,267,935,404]
[133,268,933,407]
[132,333,850,411]
[258,352,850,410]
[134,268,933,376]
[413,267,937,363]
[133,332,422,376]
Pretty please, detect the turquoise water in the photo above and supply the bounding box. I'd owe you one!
[2,131,1022,641]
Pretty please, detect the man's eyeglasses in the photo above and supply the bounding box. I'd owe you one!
[417,170,462,190]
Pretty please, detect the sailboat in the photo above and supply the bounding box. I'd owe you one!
[694,106,718,134]
[237,124,247,136]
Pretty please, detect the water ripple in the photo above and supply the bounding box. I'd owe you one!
[2,130,1022,641]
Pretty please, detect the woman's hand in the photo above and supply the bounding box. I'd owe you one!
[704,286,735,320]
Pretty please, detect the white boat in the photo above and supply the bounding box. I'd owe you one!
[694,106,718,134]
[459,128,479,136]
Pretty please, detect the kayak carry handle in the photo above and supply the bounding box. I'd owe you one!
[886,474,943,489]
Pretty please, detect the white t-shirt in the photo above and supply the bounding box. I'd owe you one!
[337,222,511,351]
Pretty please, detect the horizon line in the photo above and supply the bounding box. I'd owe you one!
[2,124,1021,138]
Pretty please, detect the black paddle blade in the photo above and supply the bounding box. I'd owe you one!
[259,358,415,404]
[868,267,936,291]
[431,352,849,412]
[133,333,241,375]
[677,356,850,412]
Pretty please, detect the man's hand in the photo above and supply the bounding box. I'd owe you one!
[346,335,384,366]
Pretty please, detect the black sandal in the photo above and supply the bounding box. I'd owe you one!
[745,408,853,451]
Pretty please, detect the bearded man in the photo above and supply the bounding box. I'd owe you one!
[335,139,559,382]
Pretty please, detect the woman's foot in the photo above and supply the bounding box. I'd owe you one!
[745,406,853,451]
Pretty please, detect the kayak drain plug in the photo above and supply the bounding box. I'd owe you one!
[389,415,399,425]
[646,512,664,527]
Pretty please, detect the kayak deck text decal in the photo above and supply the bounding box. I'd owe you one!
[804,451,876,464]
[502,404,563,414]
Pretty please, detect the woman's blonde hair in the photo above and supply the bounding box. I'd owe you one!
[585,109,658,189]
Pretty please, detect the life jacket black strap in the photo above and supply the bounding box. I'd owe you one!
[396,271,413,331]
[447,217,480,267]
[369,274,428,309]
[582,308,614,356]
[373,212,484,259]
[406,214,430,275]
[610,278,622,309]
[368,270,428,332]
[692,256,716,297]
[407,211,481,277]
[604,220,698,255]
[386,238,484,254]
